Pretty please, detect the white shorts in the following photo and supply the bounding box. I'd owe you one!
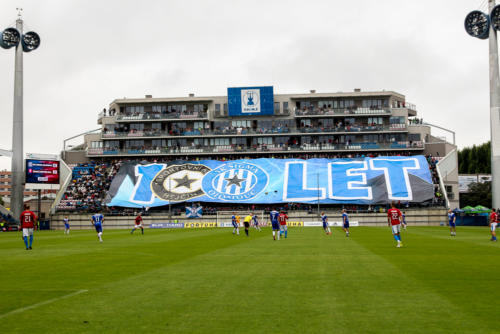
[22,228,34,237]
[491,223,497,232]
[280,225,287,231]
[391,224,401,234]
[134,224,143,229]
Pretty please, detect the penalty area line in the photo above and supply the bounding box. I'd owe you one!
[0,289,88,319]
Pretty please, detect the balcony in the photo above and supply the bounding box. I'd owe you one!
[101,124,409,140]
[116,110,209,122]
[86,141,424,157]
[295,107,392,117]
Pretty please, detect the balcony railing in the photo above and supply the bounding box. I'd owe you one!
[87,141,424,156]
[295,107,392,117]
[101,125,409,140]
[116,111,209,121]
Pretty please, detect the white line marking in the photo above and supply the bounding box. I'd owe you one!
[0,289,88,319]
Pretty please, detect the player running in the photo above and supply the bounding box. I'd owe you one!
[490,208,497,242]
[270,208,280,240]
[402,211,407,230]
[131,212,144,235]
[387,202,403,247]
[231,213,239,235]
[252,213,261,231]
[20,205,37,250]
[321,212,331,235]
[243,213,252,237]
[342,209,350,237]
[91,213,104,243]
[63,216,70,235]
[279,210,288,239]
[448,209,456,237]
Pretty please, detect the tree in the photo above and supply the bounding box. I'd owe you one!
[458,141,491,174]
[459,181,492,208]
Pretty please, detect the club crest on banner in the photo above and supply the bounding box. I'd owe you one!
[241,89,261,113]
[151,164,210,202]
[202,162,268,201]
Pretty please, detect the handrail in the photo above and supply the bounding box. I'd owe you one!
[116,111,209,121]
[49,159,73,215]
[100,125,409,139]
[295,107,392,116]
[87,141,425,156]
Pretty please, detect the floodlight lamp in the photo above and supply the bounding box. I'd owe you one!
[21,31,40,52]
[491,5,500,31]
[0,27,20,49]
[464,11,490,39]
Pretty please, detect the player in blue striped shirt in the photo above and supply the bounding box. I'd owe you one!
[342,209,350,237]
[91,213,104,243]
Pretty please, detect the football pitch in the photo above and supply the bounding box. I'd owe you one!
[0,226,499,334]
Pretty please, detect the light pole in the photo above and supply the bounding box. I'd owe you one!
[465,0,500,210]
[1,9,41,220]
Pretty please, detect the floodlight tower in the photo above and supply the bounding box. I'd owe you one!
[465,0,500,209]
[0,9,41,219]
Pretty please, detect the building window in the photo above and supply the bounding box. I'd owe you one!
[223,103,228,115]
[215,104,221,116]
[91,141,103,148]
[231,120,251,128]
[210,138,230,146]
[283,102,288,112]
[152,105,166,113]
[231,137,246,145]
[152,139,166,148]
[125,140,144,149]
[104,141,119,149]
[130,123,144,131]
[125,106,144,114]
[390,116,404,124]
[274,102,280,113]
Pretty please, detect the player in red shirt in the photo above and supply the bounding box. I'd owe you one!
[20,205,37,250]
[489,208,497,242]
[278,211,289,239]
[131,212,144,235]
[387,202,403,248]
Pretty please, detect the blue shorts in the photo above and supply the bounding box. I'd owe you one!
[95,225,102,233]
[272,222,280,230]
[449,222,456,228]
[322,223,328,229]
[64,223,70,229]
[232,223,238,228]
[343,222,349,228]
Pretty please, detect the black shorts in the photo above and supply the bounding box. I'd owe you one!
[244,222,250,228]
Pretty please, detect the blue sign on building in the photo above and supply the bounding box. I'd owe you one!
[227,86,274,116]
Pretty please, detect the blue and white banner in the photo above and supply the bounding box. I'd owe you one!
[105,156,434,208]
[186,206,203,218]
[227,86,274,116]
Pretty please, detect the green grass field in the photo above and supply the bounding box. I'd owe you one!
[0,226,499,334]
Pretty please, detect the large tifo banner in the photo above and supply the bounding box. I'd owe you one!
[105,156,434,208]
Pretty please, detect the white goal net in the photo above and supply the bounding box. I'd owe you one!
[216,211,265,227]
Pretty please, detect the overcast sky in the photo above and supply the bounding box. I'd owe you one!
[0,0,495,170]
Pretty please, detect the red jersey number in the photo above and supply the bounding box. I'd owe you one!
[20,211,36,228]
[388,209,401,225]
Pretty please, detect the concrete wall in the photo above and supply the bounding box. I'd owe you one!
[50,208,448,230]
